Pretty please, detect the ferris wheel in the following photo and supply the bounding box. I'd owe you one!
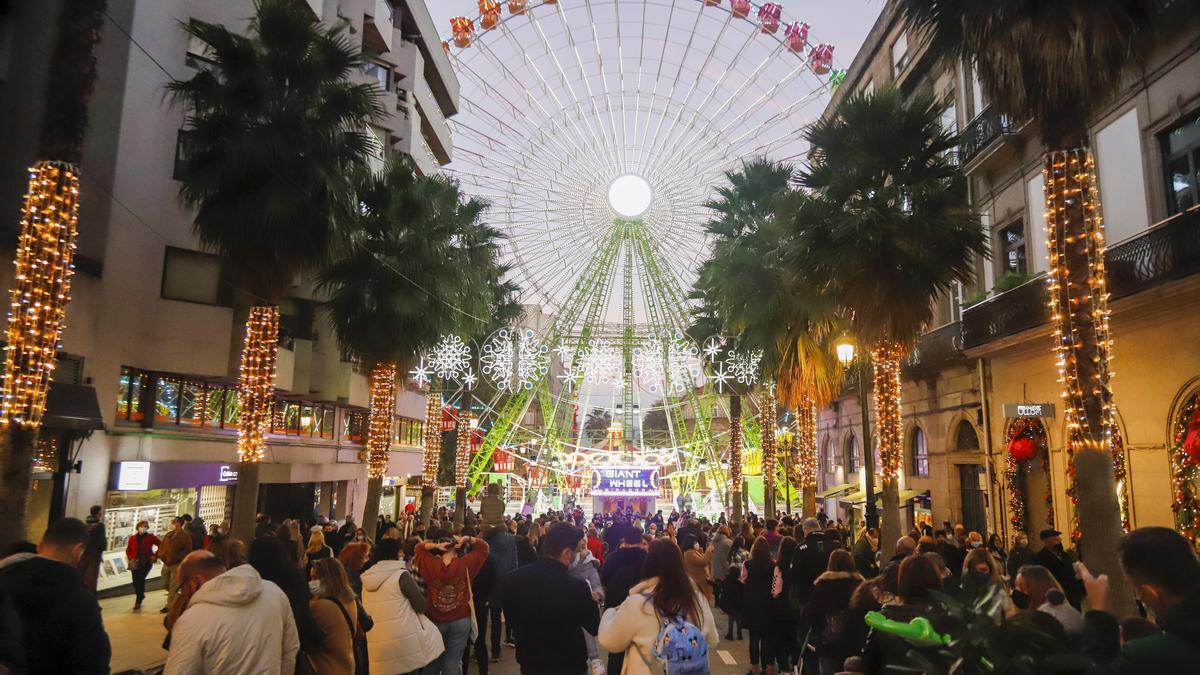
[439,1,842,499]
[442,0,840,327]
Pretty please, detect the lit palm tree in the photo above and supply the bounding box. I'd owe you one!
[898,0,1178,614]
[693,158,843,520]
[168,0,382,539]
[784,88,985,556]
[0,0,107,549]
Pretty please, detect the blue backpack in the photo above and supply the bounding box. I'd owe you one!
[643,593,710,675]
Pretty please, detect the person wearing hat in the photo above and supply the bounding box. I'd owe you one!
[1034,529,1083,608]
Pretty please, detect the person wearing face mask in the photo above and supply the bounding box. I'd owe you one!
[1006,532,1035,581]
[0,518,111,673]
[959,548,1010,612]
[1034,529,1083,608]
[1078,527,1200,673]
[125,519,161,610]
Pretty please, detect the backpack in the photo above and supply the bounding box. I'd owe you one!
[643,593,710,675]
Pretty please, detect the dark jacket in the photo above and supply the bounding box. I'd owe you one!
[802,571,863,657]
[504,557,600,675]
[1006,544,1036,578]
[741,560,777,632]
[0,554,111,674]
[515,535,538,568]
[600,545,647,610]
[1034,545,1083,606]
[486,530,519,580]
[861,599,948,674]
[788,531,830,606]
[851,536,878,578]
[1081,588,1200,673]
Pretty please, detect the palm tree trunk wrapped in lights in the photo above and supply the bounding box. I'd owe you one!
[360,362,398,536]
[797,395,819,517]
[453,409,473,526]
[872,341,905,555]
[228,305,279,540]
[419,380,443,528]
[760,387,778,519]
[0,0,106,549]
[729,394,744,528]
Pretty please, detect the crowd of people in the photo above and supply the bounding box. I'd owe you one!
[0,496,1198,674]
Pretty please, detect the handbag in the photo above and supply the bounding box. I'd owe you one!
[465,565,479,641]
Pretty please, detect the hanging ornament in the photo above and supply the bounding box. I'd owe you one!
[1009,436,1038,462]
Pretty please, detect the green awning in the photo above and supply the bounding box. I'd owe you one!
[841,488,919,505]
[816,482,858,499]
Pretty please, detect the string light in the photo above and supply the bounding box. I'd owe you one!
[0,162,80,428]
[1043,149,1123,542]
[871,341,903,483]
[455,409,474,488]
[1170,391,1200,548]
[729,395,743,500]
[760,386,777,513]
[422,381,443,488]
[797,397,818,499]
[1005,418,1055,532]
[367,362,398,480]
[236,305,279,463]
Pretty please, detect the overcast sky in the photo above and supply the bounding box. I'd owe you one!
[428,0,883,77]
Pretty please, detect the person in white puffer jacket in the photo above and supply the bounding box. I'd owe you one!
[361,539,444,674]
[164,556,299,675]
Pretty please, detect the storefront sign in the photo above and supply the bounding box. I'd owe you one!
[219,465,238,482]
[116,461,151,491]
[591,466,659,496]
[1003,403,1055,419]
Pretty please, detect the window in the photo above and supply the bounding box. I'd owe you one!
[116,367,143,421]
[173,130,194,180]
[186,20,215,68]
[997,221,1027,276]
[116,367,240,429]
[345,411,367,443]
[396,417,425,446]
[891,32,908,76]
[162,246,225,305]
[362,61,391,90]
[823,436,837,472]
[910,427,929,477]
[844,434,859,473]
[940,102,959,136]
[271,400,335,438]
[955,420,980,452]
[1160,112,1200,214]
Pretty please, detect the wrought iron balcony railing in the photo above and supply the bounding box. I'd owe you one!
[963,207,1200,349]
[959,109,1015,166]
[903,321,966,376]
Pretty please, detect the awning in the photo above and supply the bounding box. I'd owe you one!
[841,488,919,505]
[816,482,858,499]
[42,383,104,432]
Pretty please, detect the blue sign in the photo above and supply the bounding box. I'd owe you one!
[592,466,659,496]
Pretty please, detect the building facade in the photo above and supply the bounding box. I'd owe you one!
[0,0,457,590]
[814,0,1200,547]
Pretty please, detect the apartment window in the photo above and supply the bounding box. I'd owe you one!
[116,367,241,429]
[345,411,367,443]
[822,436,837,472]
[362,61,391,90]
[162,246,224,305]
[185,20,215,69]
[396,416,425,446]
[271,400,335,438]
[940,102,958,136]
[910,427,929,477]
[891,32,908,76]
[997,221,1027,276]
[1161,112,1200,214]
[844,434,859,473]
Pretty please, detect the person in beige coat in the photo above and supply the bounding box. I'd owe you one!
[598,540,720,675]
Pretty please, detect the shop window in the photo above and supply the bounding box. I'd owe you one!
[1160,112,1200,214]
[162,246,225,305]
[319,406,335,439]
[910,427,929,477]
[345,411,367,443]
[997,220,1027,277]
[116,367,143,421]
[156,378,181,423]
[205,387,225,427]
[844,434,859,473]
[178,382,203,426]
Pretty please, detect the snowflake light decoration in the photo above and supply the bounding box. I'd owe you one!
[580,339,622,384]
[517,329,549,390]
[635,332,702,394]
[408,357,432,386]
[633,334,667,393]
[702,336,727,363]
[728,347,764,386]
[429,335,472,381]
[480,328,515,391]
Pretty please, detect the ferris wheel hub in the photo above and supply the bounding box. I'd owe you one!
[607,174,653,220]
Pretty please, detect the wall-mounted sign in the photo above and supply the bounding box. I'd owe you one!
[1003,403,1055,419]
[218,465,238,482]
[591,466,659,496]
[116,461,151,491]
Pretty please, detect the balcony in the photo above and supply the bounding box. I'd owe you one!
[958,108,1016,168]
[903,321,966,377]
[963,207,1200,349]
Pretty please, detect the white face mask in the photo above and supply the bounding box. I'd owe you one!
[309,580,322,595]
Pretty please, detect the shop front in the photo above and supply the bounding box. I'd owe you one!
[101,461,238,592]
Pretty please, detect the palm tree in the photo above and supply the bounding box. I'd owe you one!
[168,0,382,539]
[785,88,985,557]
[692,159,843,519]
[898,0,1178,616]
[0,0,107,549]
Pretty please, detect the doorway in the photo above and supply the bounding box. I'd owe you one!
[958,464,987,534]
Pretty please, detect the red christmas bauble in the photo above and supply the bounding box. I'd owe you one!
[1009,436,1037,462]
[1184,426,1200,461]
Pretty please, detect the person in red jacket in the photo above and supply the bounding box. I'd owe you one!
[413,530,490,675]
[586,527,604,564]
[125,520,161,610]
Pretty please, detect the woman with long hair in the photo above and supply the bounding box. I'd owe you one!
[741,536,782,675]
[960,547,1007,603]
[338,541,371,597]
[309,558,365,675]
[598,539,719,675]
[1014,564,1062,612]
[862,555,946,674]
[306,529,334,576]
[803,550,864,675]
[249,537,326,667]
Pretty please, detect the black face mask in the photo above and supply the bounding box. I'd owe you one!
[1012,589,1030,610]
[966,570,991,587]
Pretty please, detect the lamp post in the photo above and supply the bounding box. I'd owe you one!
[835,335,879,530]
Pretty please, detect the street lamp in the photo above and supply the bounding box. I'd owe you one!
[834,334,879,530]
